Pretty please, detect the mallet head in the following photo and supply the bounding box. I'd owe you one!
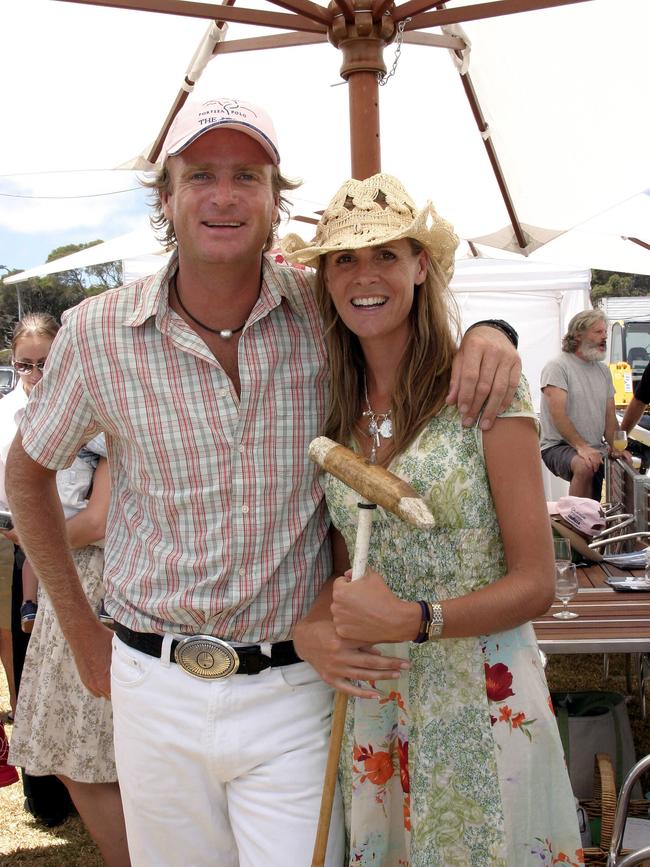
[309,437,434,529]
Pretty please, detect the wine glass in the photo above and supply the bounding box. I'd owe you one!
[613,430,628,454]
[553,537,572,570]
[553,563,579,619]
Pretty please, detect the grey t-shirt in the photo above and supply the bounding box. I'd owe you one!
[540,352,614,452]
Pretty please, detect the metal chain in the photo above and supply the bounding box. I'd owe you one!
[378,18,411,86]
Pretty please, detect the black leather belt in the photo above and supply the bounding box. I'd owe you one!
[114,623,301,680]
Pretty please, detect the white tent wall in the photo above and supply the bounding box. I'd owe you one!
[451,260,592,413]
[123,253,171,286]
[451,259,592,501]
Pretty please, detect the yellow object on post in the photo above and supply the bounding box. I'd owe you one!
[609,361,634,409]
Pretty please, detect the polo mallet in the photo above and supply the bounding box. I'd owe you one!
[307,436,435,867]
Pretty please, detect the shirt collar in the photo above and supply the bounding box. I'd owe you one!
[123,250,177,329]
[260,255,309,319]
[123,249,307,330]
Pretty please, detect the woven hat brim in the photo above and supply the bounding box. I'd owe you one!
[281,204,458,280]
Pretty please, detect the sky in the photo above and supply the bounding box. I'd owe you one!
[0,175,151,272]
[1,0,649,276]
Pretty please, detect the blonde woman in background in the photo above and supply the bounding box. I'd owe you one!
[1,314,129,866]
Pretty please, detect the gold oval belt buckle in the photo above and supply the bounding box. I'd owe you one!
[175,635,240,680]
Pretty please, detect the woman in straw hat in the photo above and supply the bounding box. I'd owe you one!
[282,175,583,867]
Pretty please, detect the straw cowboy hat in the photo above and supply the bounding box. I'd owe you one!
[281,173,459,280]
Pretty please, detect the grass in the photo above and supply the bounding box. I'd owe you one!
[0,653,648,863]
[0,670,103,866]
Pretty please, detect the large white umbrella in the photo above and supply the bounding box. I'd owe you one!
[2,0,649,265]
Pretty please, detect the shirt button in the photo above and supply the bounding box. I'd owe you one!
[242,504,249,514]
[239,568,246,577]
[238,444,245,453]
[219,388,228,398]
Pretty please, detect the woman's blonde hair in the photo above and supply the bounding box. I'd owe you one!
[11,313,60,356]
[317,239,460,454]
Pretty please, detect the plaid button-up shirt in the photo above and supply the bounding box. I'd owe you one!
[21,252,332,641]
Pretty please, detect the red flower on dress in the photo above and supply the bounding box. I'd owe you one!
[403,796,411,832]
[354,744,394,786]
[484,662,515,702]
[498,704,513,722]
[397,737,409,794]
[511,712,526,728]
[379,690,406,711]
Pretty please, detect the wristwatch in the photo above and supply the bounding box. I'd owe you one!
[467,319,519,349]
[426,602,444,640]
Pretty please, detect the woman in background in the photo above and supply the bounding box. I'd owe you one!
[2,314,129,866]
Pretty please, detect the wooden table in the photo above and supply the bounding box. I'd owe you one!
[533,563,650,654]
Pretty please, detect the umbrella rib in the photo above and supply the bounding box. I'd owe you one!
[395,0,593,27]
[145,0,237,163]
[261,0,331,26]
[214,31,328,52]
[332,0,355,23]
[401,31,466,49]
[626,237,650,253]
[55,0,328,33]
[456,61,528,251]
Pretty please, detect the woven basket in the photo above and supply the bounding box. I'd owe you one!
[581,753,650,865]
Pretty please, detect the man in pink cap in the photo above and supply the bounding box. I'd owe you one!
[5,97,521,865]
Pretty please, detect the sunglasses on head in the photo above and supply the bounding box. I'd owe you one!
[13,361,46,374]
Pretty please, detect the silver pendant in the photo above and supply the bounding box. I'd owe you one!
[219,329,233,339]
[378,418,393,439]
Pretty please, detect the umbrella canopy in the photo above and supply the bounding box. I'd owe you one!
[2,0,649,266]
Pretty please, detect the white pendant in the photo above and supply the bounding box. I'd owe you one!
[379,418,393,439]
[219,329,233,339]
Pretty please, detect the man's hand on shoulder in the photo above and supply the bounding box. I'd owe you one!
[447,323,521,430]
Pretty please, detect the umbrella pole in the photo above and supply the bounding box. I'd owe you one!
[349,71,381,178]
[329,0,395,180]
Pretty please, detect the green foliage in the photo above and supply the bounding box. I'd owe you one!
[0,242,123,350]
[591,269,650,305]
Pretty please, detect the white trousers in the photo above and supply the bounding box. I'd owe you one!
[111,635,345,867]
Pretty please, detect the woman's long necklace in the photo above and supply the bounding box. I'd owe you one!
[362,373,393,463]
[173,274,246,339]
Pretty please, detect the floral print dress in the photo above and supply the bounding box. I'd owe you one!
[326,381,584,867]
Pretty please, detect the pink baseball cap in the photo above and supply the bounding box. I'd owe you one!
[160,98,280,166]
[547,496,606,537]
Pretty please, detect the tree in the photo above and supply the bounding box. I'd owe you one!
[591,270,650,305]
[0,242,123,351]
[46,241,123,294]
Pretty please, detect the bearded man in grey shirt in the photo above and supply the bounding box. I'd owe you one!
[540,309,617,500]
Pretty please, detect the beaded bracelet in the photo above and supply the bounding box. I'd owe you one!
[413,599,431,644]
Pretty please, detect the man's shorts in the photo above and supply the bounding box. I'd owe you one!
[542,443,605,500]
[541,444,578,482]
